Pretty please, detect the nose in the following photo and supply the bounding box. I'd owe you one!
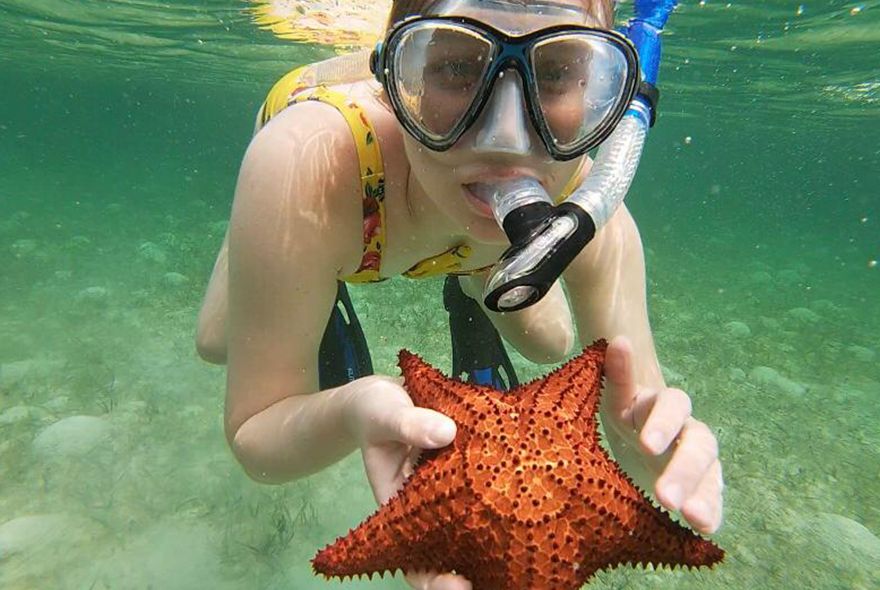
[472,70,532,157]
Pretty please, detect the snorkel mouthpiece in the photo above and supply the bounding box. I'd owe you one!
[481,178,596,312]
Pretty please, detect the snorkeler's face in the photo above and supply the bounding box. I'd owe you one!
[402,0,603,239]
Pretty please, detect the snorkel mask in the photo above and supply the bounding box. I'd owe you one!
[371,0,677,311]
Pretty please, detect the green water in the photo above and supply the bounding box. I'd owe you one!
[1,0,878,588]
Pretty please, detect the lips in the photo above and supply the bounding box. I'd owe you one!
[462,184,495,218]
[464,182,500,205]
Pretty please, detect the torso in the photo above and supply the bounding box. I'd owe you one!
[303,78,507,281]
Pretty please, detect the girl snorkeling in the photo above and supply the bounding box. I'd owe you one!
[197,1,723,587]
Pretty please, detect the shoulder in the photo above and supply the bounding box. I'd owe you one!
[233,100,366,277]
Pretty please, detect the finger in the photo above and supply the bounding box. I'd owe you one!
[603,335,639,418]
[681,459,724,534]
[639,388,692,455]
[390,407,457,449]
[654,419,718,512]
[405,571,473,590]
[362,442,412,505]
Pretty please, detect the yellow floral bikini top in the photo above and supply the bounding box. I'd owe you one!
[257,65,582,284]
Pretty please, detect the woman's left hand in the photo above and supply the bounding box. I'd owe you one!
[601,336,724,535]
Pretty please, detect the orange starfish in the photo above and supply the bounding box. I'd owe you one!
[313,340,724,588]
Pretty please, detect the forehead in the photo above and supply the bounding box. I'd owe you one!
[425,0,601,35]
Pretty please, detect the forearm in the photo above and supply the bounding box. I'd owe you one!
[564,207,665,391]
[229,379,364,484]
[563,207,665,476]
[458,274,574,363]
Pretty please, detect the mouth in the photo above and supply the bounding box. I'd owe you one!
[462,183,497,219]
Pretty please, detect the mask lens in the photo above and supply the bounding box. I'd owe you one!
[391,22,493,141]
[532,34,631,150]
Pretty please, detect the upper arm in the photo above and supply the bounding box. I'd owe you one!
[563,204,647,339]
[225,103,363,442]
[563,205,663,385]
[458,272,574,364]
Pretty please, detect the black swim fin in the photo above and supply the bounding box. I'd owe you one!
[444,275,519,391]
[318,281,374,389]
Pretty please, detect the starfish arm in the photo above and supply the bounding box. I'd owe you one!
[313,466,464,579]
[398,350,510,420]
[570,446,725,579]
[513,341,607,438]
[614,498,726,573]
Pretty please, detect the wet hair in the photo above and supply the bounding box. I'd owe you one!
[386,0,616,30]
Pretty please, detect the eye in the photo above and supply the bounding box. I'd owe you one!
[427,59,481,89]
[538,62,580,91]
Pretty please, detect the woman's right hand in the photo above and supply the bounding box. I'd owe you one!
[345,375,473,590]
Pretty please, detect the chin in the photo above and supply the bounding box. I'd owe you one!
[457,212,508,245]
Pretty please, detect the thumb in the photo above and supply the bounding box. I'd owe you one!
[389,407,457,449]
[604,335,639,418]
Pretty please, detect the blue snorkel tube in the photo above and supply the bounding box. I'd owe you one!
[482,0,679,312]
[626,0,676,124]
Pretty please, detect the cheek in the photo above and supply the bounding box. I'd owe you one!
[548,158,586,198]
[404,141,462,206]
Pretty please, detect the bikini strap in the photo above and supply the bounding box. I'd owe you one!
[289,86,388,284]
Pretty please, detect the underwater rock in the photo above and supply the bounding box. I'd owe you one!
[162,271,190,288]
[138,241,168,265]
[68,235,92,249]
[0,358,65,390]
[748,270,773,285]
[785,307,821,325]
[749,366,807,396]
[207,219,229,234]
[0,513,102,560]
[811,514,880,558]
[759,316,781,331]
[0,210,30,233]
[723,320,751,339]
[87,522,229,590]
[0,359,32,389]
[847,345,876,363]
[809,299,841,315]
[43,395,70,412]
[75,286,110,306]
[795,513,880,587]
[660,365,688,389]
[178,404,203,420]
[777,269,804,287]
[10,238,38,259]
[728,367,746,382]
[0,405,46,426]
[32,415,111,460]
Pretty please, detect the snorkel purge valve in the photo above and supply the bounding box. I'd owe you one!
[474,179,596,311]
[481,0,678,312]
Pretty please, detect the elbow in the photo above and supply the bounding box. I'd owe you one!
[227,420,290,485]
[518,323,574,365]
[195,326,227,365]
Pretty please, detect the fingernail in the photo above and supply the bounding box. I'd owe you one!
[428,420,456,446]
[663,483,684,508]
[645,431,665,454]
